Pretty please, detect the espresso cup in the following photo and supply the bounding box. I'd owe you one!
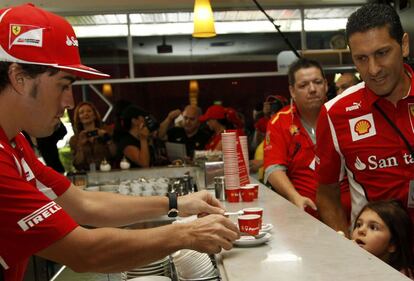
[225,188,240,203]
[240,185,255,202]
[243,207,263,228]
[243,183,259,199]
[238,214,261,235]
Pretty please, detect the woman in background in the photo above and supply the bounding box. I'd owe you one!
[115,105,152,168]
[69,102,116,171]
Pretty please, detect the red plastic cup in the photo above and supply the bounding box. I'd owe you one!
[225,188,240,203]
[244,183,259,199]
[238,214,261,235]
[243,207,263,228]
[240,185,255,202]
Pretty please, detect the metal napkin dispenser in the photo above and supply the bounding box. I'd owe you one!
[204,161,224,190]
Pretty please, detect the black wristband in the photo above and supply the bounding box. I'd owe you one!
[167,192,179,217]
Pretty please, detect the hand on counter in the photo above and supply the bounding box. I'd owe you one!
[178,190,225,217]
[292,194,317,212]
[185,214,240,254]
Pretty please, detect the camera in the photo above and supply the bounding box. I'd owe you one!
[144,114,160,133]
[86,129,98,137]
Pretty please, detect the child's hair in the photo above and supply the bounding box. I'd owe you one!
[354,200,414,272]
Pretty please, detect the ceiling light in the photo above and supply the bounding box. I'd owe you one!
[193,0,216,38]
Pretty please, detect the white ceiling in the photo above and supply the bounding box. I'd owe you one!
[0,0,368,15]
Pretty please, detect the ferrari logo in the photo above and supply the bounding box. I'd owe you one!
[11,25,21,35]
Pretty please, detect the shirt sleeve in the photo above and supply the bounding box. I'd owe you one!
[263,117,289,170]
[315,106,342,184]
[0,151,78,269]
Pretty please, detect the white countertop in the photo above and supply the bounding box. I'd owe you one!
[218,181,410,281]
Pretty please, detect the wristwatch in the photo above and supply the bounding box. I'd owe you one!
[167,192,179,217]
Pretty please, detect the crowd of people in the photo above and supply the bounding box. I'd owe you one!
[2,2,414,281]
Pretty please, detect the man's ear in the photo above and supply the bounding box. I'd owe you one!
[8,63,26,94]
[402,32,410,58]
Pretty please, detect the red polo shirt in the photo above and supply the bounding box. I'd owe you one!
[316,64,414,223]
[0,128,78,281]
[264,105,350,218]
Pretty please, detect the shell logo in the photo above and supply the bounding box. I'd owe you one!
[354,119,371,135]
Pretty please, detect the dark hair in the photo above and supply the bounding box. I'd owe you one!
[287,58,325,86]
[354,200,414,272]
[346,3,404,46]
[120,105,148,131]
[72,101,103,134]
[0,62,59,92]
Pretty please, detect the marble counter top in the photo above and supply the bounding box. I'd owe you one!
[218,181,410,281]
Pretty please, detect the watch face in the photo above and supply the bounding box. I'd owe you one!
[168,209,179,217]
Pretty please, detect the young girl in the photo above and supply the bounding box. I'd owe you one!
[352,200,414,278]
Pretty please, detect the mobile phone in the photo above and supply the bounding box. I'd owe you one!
[86,130,98,137]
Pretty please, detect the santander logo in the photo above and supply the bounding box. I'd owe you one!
[66,36,79,47]
[354,157,367,171]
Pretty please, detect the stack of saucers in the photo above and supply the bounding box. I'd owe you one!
[121,256,171,280]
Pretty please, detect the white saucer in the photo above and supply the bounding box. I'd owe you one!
[261,223,273,233]
[234,232,271,247]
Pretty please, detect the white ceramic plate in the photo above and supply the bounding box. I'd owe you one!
[261,223,274,233]
[233,232,271,247]
[127,276,171,281]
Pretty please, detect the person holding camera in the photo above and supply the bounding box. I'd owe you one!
[115,105,155,168]
[69,101,116,171]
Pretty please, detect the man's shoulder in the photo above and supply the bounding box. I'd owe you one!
[324,82,366,113]
[269,105,293,125]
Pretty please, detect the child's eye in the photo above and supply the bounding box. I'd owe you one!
[369,224,379,231]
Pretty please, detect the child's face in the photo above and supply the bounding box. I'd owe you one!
[351,209,396,261]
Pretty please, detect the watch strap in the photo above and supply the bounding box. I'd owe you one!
[167,192,178,217]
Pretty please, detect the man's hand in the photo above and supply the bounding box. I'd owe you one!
[291,194,317,211]
[185,214,240,253]
[167,109,181,122]
[178,190,225,217]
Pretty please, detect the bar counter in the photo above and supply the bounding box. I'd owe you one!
[218,181,410,281]
[53,178,410,281]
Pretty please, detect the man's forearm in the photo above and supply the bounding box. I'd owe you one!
[267,170,301,203]
[316,183,349,235]
[38,224,188,273]
[57,186,170,227]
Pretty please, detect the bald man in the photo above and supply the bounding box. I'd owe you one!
[335,72,360,95]
[159,105,212,157]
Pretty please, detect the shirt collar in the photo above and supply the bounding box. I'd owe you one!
[365,63,414,106]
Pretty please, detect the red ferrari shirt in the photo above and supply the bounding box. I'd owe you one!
[0,128,78,281]
[264,105,350,217]
[316,64,414,223]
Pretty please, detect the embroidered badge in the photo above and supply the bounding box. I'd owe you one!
[9,24,43,49]
[289,125,299,136]
[349,113,376,141]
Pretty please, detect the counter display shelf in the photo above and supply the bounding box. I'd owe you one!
[218,180,410,281]
[51,179,410,281]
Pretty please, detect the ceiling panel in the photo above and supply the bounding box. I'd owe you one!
[0,0,368,15]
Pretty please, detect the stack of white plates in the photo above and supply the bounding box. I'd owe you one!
[122,256,170,280]
[172,250,217,280]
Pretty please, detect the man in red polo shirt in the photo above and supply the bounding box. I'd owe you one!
[0,4,239,281]
[316,3,414,235]
[264,58,351,218]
